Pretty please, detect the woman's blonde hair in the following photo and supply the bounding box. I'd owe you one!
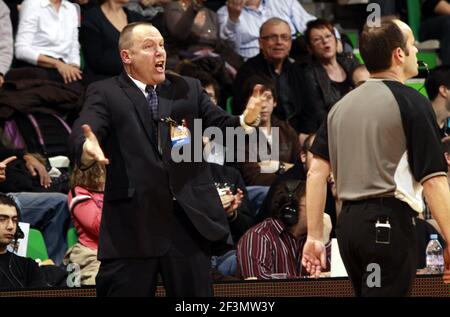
[70,163,106,192]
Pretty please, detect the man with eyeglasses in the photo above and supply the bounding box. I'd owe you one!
[232,17,315,136]
[218,0,316,59]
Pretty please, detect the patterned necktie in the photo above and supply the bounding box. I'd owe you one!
[145,85,159,121]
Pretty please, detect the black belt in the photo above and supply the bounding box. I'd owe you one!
[343,196,419,218]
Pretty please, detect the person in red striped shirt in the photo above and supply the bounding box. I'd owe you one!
[236,180,331,279]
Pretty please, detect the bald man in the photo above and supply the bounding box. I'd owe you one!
[302,18,450,296]
[69,22,264,297]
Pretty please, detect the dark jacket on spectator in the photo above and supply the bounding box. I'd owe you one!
[80,5,143,83]
[232,53,313,133]
[0,76,82,119]
[302,53,360,131]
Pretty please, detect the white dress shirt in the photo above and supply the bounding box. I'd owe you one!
[218,0,316,59]
[0,0,13,75]
[15,0,80,66]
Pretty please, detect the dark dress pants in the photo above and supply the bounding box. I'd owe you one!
[336,197,418,297]
[96,202,213,297]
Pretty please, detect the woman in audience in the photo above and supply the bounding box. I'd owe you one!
[302,18,364,131]
[164,0,242,73]
[80,0,144,83]
[64,163,105,285]
[14,0,82,84]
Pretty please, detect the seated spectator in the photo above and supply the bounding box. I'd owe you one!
[257,134,338,238]
[0,148,70,266]
[236,180,332,279]
[0,193,47,289]
[165,0,240,66]
[217,0,316,59]
[238,75,300,187]
[14,0,82,84]
[80,0,144,83]
[125,0,169,22]
[64,163,105,285]
[420,0,450,65]
[232,17,313,135]
[166,0,242,105]
[176,61,220,107]
[209,162,255,277]
[302,19,361,132]
[425,65,450,137]
[0,0,12,88]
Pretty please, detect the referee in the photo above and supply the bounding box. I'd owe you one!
[301,17,450,296]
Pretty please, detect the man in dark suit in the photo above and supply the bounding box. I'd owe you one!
[69,22,263,297]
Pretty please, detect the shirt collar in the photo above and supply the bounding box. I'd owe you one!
[127,74,157,96]
[40,0,69,9]
[271,218,287,236]
[244,0,265,12]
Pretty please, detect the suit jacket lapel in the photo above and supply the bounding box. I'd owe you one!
[118,73,159,151]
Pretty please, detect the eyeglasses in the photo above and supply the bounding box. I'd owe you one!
[260,34,292,42]
[310,34,334,45]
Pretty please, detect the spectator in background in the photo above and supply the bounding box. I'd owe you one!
[302,19,362,132]
[165,0,220,65]
[80,0,144,84]
[238,75,300,188]
[443,136,450,185]
[236,180,331,280]
[217,0,316,59]
[14,0,82,84]
[425,65,450,137]
[176,61,220,107]
[64,163,105,285]
[232,18,313,135]
[421,0,450,65]
[0,193,47,289]
[165,0,243,105]
[257,134,338,238]
[0,150,70,266]
[0,0,12,88]
[125,0,169,21]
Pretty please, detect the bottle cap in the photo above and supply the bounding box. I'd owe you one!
[430,234,438,240]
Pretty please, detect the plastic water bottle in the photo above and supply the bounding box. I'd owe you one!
[425,234,444,274]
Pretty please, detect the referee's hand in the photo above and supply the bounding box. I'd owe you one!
[302,238,326,279]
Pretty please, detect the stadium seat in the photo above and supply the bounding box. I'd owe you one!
[407,0,421,40]
[26,229,49,261]
[226,97,233,114]
[67,228,79,249]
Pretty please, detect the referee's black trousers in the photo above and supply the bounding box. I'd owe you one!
[336,197,418,297]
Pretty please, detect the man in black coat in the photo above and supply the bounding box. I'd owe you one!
[69,21,263,297]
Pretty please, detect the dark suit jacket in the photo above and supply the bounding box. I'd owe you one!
[69,72,241,260]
